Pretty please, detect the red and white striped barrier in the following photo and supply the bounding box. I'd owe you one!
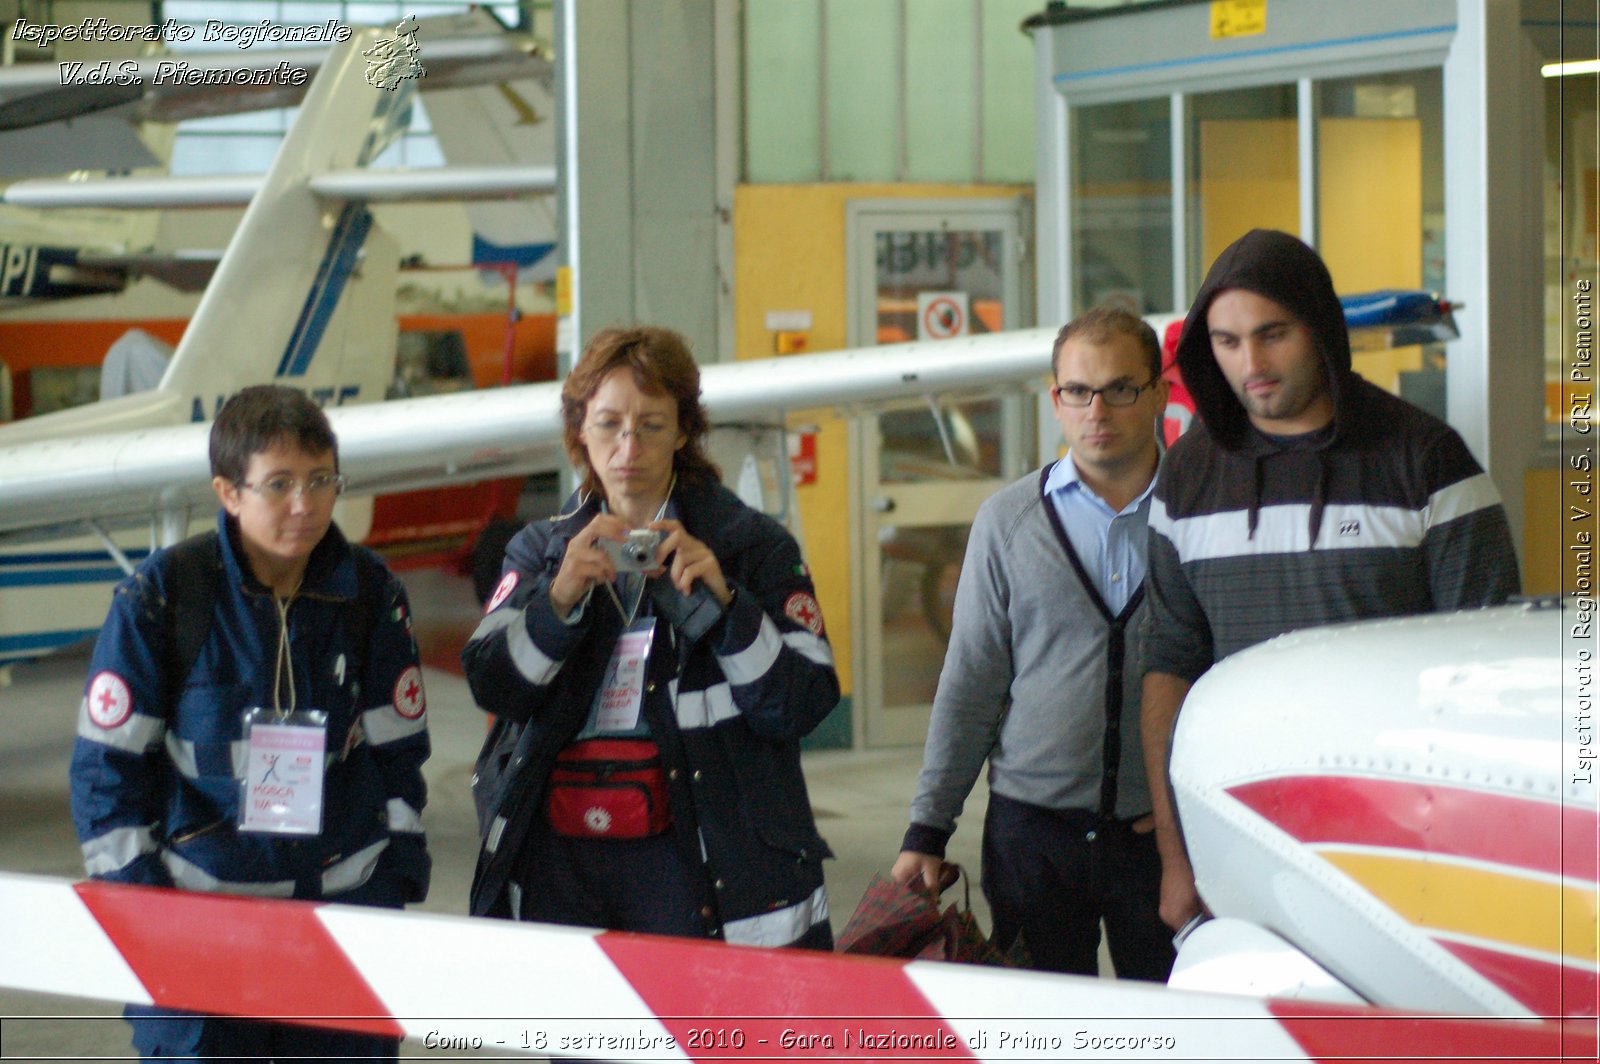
[1,872,1592,1060]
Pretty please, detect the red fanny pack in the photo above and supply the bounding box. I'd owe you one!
[546,738,672,839]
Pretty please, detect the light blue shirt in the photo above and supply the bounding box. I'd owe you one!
[1042,455,1157,616]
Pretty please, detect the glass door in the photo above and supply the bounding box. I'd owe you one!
[846,199,1032,747]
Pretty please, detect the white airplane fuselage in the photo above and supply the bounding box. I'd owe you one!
[1170,599,1596,1017]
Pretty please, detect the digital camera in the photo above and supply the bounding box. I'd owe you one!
[602,529,662,573]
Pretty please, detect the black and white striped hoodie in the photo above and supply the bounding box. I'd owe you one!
[1144,228,1520,680]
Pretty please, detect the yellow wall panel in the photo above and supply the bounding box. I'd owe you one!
[1321,117,1424,394]
[733,182,1029,699]
[1199,118,1300,267]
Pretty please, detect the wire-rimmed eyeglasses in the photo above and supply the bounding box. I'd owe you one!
[584,418,676,446]
[237,472,346,503]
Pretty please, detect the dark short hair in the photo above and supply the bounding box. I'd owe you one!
[209,385,338,483]
[1051,306,1162,382]
[561,326,719,499]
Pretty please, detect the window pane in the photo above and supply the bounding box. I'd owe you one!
[372,136,443,169]
[1071,97,1172,314]
[281,4,338,26]
[745,0,821,182]
[165,4,449,177]
[181,111,289,134]
[905,0,975,182]
[823,0,896,181]
[873,228,1009,483]
[980,0,1038,183]
[1187,85,1298,299]
[170,135,282,174]
[1317,68,1444,406]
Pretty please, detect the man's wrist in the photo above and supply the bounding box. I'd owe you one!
[899,822,951,858]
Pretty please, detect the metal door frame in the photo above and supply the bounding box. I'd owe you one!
[844,197,1034,748]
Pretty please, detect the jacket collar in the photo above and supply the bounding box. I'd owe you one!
[216,509,357,601]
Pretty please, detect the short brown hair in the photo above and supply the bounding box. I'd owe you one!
[561,326,720,499]
[1051,306,1162,382]
[209,384,337,483]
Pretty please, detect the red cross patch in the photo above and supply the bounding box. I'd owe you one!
[783,592,825,636]
[86,671,133,730]
[485,571,519,613]
[393,665,426,719]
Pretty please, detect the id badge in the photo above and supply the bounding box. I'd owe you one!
[592,619,657,733]
[239,707,327,835]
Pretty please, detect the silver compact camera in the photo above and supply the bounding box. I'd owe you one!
[601,529,662,572]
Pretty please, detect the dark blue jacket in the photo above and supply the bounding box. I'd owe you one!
[463,479,839,944]
[69,511,430,905]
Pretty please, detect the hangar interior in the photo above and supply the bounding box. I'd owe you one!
[560,0,1592,746]
[0,0,1593,750]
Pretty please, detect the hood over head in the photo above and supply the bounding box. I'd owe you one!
[1174,228,1351,450]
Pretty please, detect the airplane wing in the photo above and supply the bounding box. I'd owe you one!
[0,327,1065,544]
[4,165,557,210]
[0,283,1458,544]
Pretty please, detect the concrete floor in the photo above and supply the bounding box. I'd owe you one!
[0,565,990,1060]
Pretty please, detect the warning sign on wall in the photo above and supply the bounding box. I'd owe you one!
[916,291,969,341]
[788,430,817,487]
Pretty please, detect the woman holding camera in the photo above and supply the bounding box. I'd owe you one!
[463,325,839,949]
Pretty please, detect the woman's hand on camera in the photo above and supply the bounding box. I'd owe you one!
[549,513,629,619]
[651,520,732,607]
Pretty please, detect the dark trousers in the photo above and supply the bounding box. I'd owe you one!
[980,792,1174,981]
[515,822,712,936]
[513,822,834,949]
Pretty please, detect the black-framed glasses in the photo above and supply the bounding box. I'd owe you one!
[237,472,346,503]
[1052,376,1161,408]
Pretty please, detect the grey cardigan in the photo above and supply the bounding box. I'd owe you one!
[904,463,1153,854]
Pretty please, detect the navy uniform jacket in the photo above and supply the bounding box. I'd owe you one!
[69,511,431,904]
[463,478,839,945]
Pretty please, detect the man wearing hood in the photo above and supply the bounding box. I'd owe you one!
[1140,229,1520,932]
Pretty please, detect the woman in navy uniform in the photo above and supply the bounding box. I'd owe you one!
[464,325,839,949]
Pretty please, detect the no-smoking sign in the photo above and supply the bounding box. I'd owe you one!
[917,290,969,340]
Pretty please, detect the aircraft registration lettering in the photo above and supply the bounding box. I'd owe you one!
[189,386,362,422]
[307,385,361,408]
[0,244,124,300]
[0,245,38,297]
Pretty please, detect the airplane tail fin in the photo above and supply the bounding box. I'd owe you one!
[159,26,414,419]
[423,74,558,282]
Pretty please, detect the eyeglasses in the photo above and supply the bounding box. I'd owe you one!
[1052,376,1161,408]
[584,417,676,446]
[237,472,346,503]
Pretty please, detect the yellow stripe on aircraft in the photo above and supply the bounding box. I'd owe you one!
[1321,850,1599,962]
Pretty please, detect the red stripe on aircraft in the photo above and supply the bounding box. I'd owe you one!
[598,932,977,1060]
[1268,998,1593,1061]
[74,881,403,1037]
[1227,776,1598,880]
[1435,938,1600,1019]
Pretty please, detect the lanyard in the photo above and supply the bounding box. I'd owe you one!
[601,477,674,626]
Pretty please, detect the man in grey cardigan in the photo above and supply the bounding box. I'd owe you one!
[891,307,1174,980]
